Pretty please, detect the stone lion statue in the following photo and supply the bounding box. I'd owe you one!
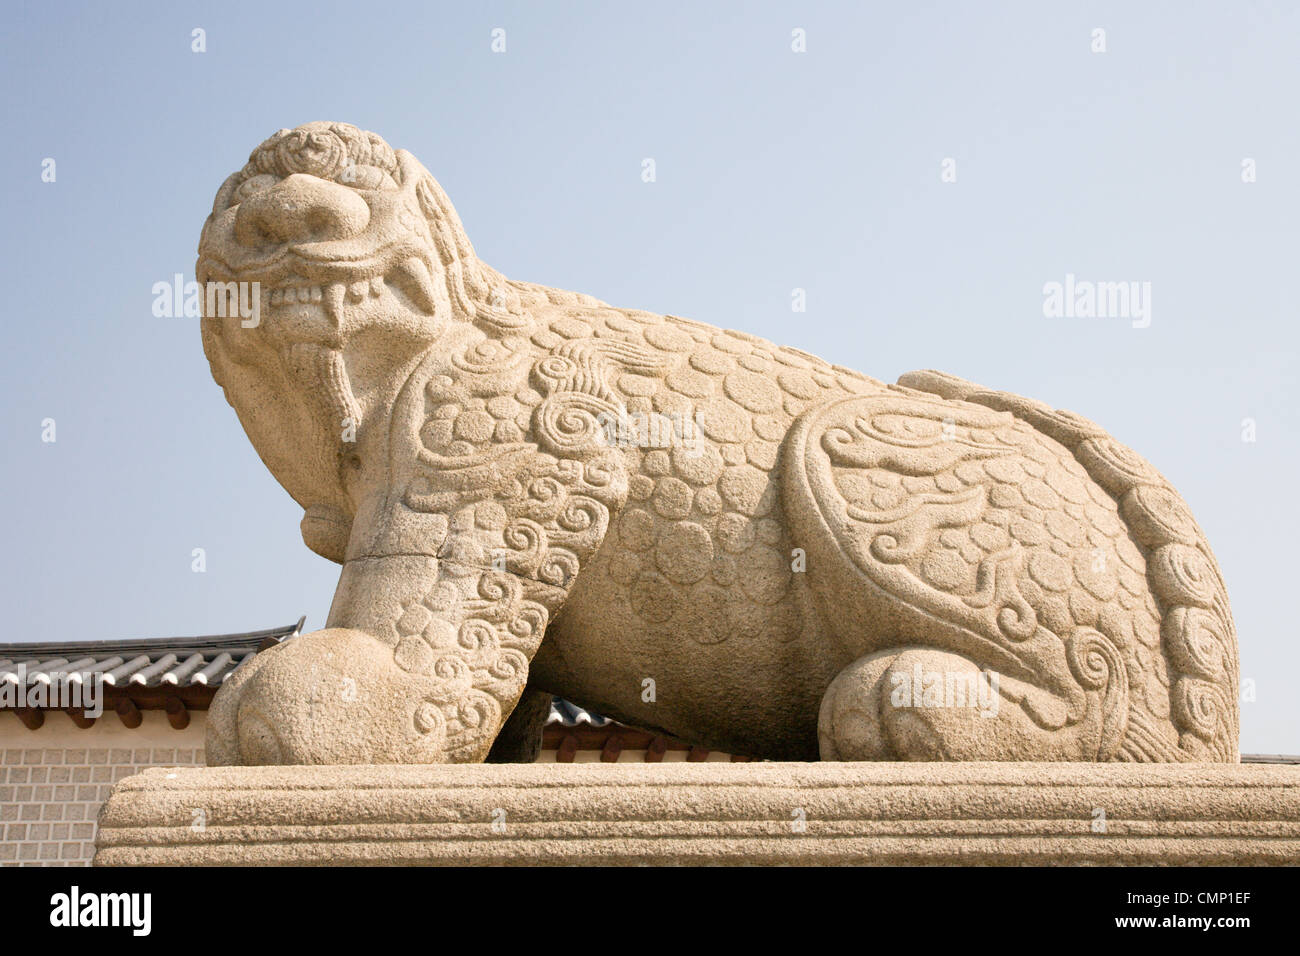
[199,122,1239,766]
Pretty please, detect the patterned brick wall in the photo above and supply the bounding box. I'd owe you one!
[0,746,205,865]
[1,709,209,867]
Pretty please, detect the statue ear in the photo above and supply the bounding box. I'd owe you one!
[210,172,243,215]
[405,164,525,330]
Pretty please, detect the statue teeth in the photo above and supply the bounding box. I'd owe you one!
[348,280,368,302]
[266,284,325,305]
[388,257,438,313]
[324,282,345,321]
[370,276,385,297]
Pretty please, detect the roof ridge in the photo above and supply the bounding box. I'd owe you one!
[0,621,301,657]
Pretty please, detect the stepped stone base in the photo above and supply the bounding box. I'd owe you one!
[94,762,1300,866]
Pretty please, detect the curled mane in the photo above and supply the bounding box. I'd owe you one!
[215,122,603,334]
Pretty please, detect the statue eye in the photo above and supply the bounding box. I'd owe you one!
[232,174,277,205]
[336,164,397,190]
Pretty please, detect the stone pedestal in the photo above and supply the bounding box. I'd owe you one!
[94,762,1300,865]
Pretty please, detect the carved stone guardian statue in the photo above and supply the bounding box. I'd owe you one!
[198,123,1238,766]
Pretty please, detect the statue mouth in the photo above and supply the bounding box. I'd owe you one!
[199,253,441,321]
[266,277,382,309]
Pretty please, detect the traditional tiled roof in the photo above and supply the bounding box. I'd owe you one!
[0,620,303,690]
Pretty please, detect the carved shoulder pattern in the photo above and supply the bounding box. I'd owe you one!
[376,323,669,756]
[403,328,649,583]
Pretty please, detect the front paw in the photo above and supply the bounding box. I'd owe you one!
[206,628,476,765]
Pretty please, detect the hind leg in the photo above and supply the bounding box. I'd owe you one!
[785,388,1181,762]
[818,647,1103,761]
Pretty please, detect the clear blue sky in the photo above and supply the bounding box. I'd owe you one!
[2,1,1295,752]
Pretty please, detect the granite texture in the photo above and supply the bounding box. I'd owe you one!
[94,762,1299,866]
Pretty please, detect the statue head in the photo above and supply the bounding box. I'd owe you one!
[195,123,534,547]
[196,121,522,349]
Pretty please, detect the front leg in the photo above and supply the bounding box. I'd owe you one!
[208,554,553,767]
[205,327,641,766]
[207,436,625,766]
[207,554,558,765]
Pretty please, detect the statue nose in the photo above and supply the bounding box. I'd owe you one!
[234,173,371,246]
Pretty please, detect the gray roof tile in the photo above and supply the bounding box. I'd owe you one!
[0,621,302,690]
